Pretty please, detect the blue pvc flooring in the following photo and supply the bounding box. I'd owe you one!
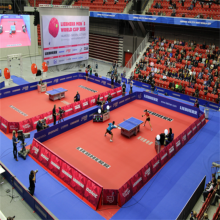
[11,75,30,86]
[0,82,219,219]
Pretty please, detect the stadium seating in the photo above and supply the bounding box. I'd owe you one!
[149,0,220,20]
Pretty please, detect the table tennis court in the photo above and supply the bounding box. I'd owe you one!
[0,79,110,122]
[41,99,197,189]
[0,18,31,48]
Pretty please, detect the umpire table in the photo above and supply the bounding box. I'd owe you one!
[46,88,68,101]
[118,117,143,138]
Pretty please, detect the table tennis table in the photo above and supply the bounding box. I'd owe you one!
[118,117,143,138]
[10,25,16,33]
[46,88,68,101]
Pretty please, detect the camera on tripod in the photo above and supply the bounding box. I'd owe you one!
[17,130,30,160]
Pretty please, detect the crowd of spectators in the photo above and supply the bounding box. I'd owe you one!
[147,0,220,19]
[131,36,220,103]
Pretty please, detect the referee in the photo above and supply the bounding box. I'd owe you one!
[12,130,19,161]
[52,105,57,125]
[111,74,115,89]
[122,81,126,97]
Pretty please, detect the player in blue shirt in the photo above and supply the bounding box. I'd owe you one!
[104,121,118,142]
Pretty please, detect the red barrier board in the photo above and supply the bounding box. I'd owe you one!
[19,119,33,132]
[48,154,62,176]
[88,96,97,107]
[186,126,193,141]
[159,147,169,166]
[31,114,44,128]
[80,99,89,110]
[103,189,118,205]
[191,122,197,136]
[8,122,19,133]
[59,162,73,185]
[180,130,188,146]
[62,104,74,117]
[141,162,152,184]
[43,111,53,124]
[118,180,132,206]
[200,114,206,126]
[73,102,82,113]
[99,93,105,102]
[0,116,1,130]
[38,146,51,168]
[30,139,41,159]
[130,170,143,195]
[116,87,122,96]
[83,179,103,209]
[166,142,175,159]
[70,169,88,197]
[0,117,8,133]
[103,92,109,101]
[196,118,202,130]
[110,89,117,98]
[174,136,182,153]
[151,154,161,174]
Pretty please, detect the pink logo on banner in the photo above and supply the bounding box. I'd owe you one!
[191,122,197,136]
[0,117,8,133]
[48,154,62,176]
[180,131,188,146]
[103,92,109,101]
[0,116,2,130]
[59,162,73,185]
[130,170,143,195]
[73,101,82,113]
[103,189,118,205]
[159,147,169,166]
[30,139,41,159]
[166,142,175,159]
[196,118,202,130]
[88,96,97,107]
[99,93,105,102]
[83,179,102,209]
[119,180,132,206]
[62,104,74,117]
[200,114,206,126]
[141,162,152,184]
[110,89,116,98]
[174,136,182,153]
[151,154,161,174]
[186,126,193,141]
[8,122,19,133]
[116,87,122,96]
[80,99,89,110]
[38,146,51,168]
[70,169,88,196]
[19,119,33,132]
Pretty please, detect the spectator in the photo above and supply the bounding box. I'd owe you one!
[204,85,208,95]
[36,120,43,132]
[178,83,183,93]
[181,0,185,6]
[215,93,220,104]
[203,179,216,201]
[175,83,179,92]
[203,213,209,220]
[194,99,199,108]
[169,81,175,90]
[190,211,197,220]
[211,179,220,206]
[153,87,158,95]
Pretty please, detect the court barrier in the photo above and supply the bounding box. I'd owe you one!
[1,163,55,220]
[31,91,207,207]
[30,138,103,210]
[118,113,206,206]
[132,80,220,111]
[0,73,121,134]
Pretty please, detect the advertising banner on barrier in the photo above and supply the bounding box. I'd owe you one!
[48,154,62,176]
[196,118,202,130]
[201,114,206,127]
[130,170,143,195]
[0,116,2,130]
[142,92,199,118]
[19,119,33,133]
[186,126,193,141]
[70,169,88,197]
[191,121,197,136]
[103,189,118,205]
[8,122,20,133]
[166,142,175,159]
[116,87,122,96]
[38,146,51,168]
[151,154,161,174]
[73,102,82,113]
[59,162,73,185]
[0,117,8,133]
[118,180,132,206]
[31,114,44,128]
[103,92,109,101]
[30,139,41,159]
[174,136,182,153]
[99,93,105,102]
[62,104,74,117]
[83,179,102,209]
[159,147,169,166]
[180,130,188,146]
[141,162,152,184]
[88,96,97,106]
[43,111,53,124]
[81,99,89,110]
[110,89,117,98]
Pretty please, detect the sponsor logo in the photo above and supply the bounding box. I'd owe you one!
[45,51,57,55]
[122,188,130,197]
[59,59,65,63]
[113,102,118,108]
[22,123,31,129]
[61,169,72,179]
[61,124,68,129]
[161,101,177,108]
[119,100,124,104]
[12,89,21,92]
[66,49,71,53]
[175,140,181,148]
[144,167,151,177]
[84,46,88,51]
[59,50,65,53]
[1,122,7,128]
[41,153,49,161]
[76,147,110,168]
[83,102,88,107]
[4,91,11,94]
[32,146,39,155]
[37,134,46,140]
[72,57,77,60]
[95,79,100,82]
[90,98,96,103]
[22,86,29,91]
[75,104,81,110]
[153,160,160,168]
[65,108,73,112]
[79,47,83,52]
[70,119,79,125]
[48,128,58,135]
[182,134,187,142]
[72,178,84,188]
[78,56,83,59]
[60,78,66,81]
[138,94,142,99]
[66,76,72,79]
[180,106,197,115]
[107,192,115,203]
[169,146,174,154]
[86,188,98,198]
[147,110,173,122]
[30,85,37,88]
[79,85,97,93]
[46,61,49,65]
[53,79,59,83]
[144,94,158,102]
[72,49,77,52]
[172,93,180,97]
[51,161,60,170]
[187,130,192,136]
[81,115,88,122]
[66,58,71,61]
[161,152,168,161]
[53,59,57,65]
[133,177,142,188]
[101,80,106,85]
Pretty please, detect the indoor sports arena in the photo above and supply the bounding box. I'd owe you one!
[0,1,219,220]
